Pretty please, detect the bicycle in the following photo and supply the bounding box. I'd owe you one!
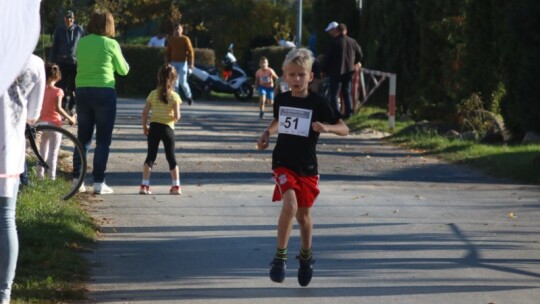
[25,123,87,200]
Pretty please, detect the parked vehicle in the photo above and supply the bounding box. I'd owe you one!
[189,44,253,101]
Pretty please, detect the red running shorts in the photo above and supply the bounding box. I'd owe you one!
[272,167,320,208]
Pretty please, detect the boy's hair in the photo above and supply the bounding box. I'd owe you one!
[45,63,61,81]
[87,10,115,37]
[259,56,268,62]
[156,64,177,104]
[282,48,314,71]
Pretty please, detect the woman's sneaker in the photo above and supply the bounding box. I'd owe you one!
[170,185,182,195]
[72,178,86,193]
[297,256,315,287]
[269,258,286,283]
[94,182,113,194]
[139,185,152,195]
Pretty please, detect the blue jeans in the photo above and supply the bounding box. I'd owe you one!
[0,182,20,303]
[73,87,117,183]
[170,61,192,99]
[329,72,354,119]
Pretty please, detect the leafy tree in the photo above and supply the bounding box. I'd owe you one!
[499,0,540,137]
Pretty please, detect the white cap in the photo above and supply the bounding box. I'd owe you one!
[325,21,339,32]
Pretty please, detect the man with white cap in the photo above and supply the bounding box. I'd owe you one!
[321,21,363,119]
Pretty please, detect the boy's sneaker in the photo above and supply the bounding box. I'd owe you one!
[73,178,86,193]
[94,182,113,194]
[187,98,193,106]
[259,111,264,119]
[139,185,152,195]
[170,185,182,195]
[269,258,286,283]
[297,256,315,287]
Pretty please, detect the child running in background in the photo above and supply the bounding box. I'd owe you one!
[257,48,349,287]
[37,63,77,180]
[140,64,182,195]
[255,56,278,119]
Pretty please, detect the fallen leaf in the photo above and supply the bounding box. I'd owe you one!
[508,212,517,219]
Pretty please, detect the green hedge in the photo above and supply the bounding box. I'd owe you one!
[250,46,294,76]
[116,46,215,96]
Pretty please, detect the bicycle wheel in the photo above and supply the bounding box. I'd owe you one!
[31,124,87,200]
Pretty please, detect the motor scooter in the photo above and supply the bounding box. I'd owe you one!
[189,44,253,101]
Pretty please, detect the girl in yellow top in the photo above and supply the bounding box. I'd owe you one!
[140,64,183,195]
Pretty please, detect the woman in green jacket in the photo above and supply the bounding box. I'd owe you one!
[73,10,129,194]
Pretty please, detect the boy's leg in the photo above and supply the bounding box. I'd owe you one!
[277,190,298,249]
[266,88,274,106]
[270,189,297,283]
[296,207,315,287]
[258,92,266,118]
[296,207,312,251]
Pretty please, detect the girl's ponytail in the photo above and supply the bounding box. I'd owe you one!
[157,64,177,104]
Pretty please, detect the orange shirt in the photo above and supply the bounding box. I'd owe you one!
[39,85,64,127]
[165,35,194,63]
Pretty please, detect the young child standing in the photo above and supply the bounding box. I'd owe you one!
[257,48,349,287]
[37,63,77,180]
[140,64,183,195]
[255,56,278,119]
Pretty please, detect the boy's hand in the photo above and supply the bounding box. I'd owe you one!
[311,121,329,133]
[256,131,270,150]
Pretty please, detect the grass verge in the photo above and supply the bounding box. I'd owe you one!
[12,177,97,304]
[347,106,540,185]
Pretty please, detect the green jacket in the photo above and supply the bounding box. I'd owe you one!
[75,34,129,88]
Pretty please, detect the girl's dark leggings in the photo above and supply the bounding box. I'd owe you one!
[145,122,177,170]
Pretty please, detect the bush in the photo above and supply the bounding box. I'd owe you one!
[116,46,215,96]
[250,46,293,76]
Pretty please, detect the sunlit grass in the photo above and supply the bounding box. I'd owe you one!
[347,106,540,184]
[12,170,96,303]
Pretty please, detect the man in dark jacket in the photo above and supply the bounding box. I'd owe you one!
[49,10,85,113]
[321,22,363,119]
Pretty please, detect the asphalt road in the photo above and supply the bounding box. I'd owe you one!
[83,97,540,304]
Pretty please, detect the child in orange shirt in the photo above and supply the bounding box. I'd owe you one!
[37,63,77,180]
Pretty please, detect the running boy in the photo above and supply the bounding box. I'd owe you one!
[256,48,349,286]
[254,56,278,119]
[140,64,183,195]
[37,63,77,180]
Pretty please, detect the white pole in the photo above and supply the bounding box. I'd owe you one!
[297,0,302,47]
[388,74,397,129]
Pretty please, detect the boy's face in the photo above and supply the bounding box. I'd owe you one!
[259,59,268,68]
[283,63,313,96]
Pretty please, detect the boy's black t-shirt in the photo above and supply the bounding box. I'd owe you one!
[272,91,340,176]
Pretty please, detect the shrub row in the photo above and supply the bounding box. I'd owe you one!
[116,46,215,96]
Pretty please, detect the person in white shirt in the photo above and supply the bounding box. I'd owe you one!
[0,54,45,304]
[147,33,166,47]
[1,2,44,303]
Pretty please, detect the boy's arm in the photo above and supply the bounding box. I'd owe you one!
[311,119,349,136]
[257,118,278,150]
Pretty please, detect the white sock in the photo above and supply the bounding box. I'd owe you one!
[142,180,150,186]
[172,179,180,186]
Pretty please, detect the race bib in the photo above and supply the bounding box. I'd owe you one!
[279,81,290,92]
[278,106,312,137]
[260,75,271,83]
